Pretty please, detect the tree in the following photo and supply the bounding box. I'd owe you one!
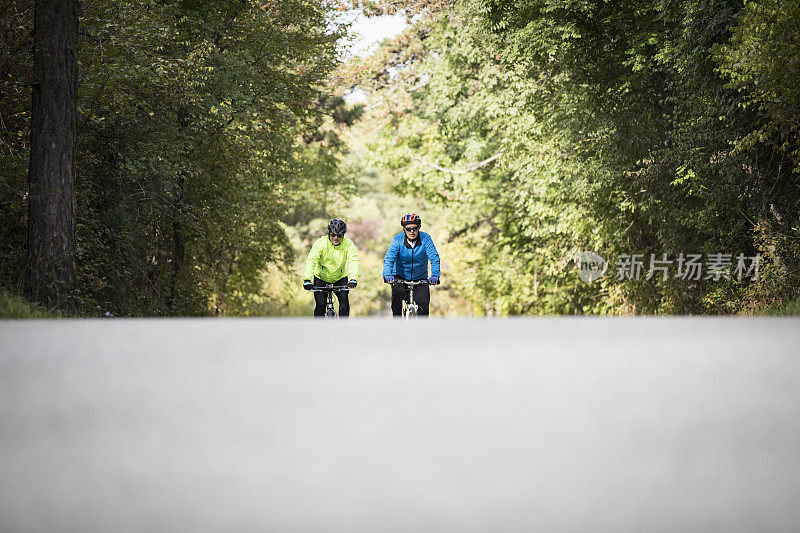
[350,0,799,315]
[25,0,78,310]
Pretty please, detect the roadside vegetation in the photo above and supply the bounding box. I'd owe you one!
[0,290,58,319]
[2,0,798,316]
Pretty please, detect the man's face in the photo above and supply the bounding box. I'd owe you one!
[329,232,343,245]
[404,225,419,238]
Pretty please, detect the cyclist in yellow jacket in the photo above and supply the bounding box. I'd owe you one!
[303,218,360,317]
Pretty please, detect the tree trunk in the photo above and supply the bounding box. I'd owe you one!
[167,107,191,314]
[25,0,78,311]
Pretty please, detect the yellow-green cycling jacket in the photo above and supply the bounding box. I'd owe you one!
[303,235,360,283]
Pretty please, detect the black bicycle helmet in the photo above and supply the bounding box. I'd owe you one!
[401,213,421,227]
[327,218,347,235]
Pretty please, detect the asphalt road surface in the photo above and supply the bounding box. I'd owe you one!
[2,317,800,532]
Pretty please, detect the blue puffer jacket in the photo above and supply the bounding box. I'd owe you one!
[382,231,441,281]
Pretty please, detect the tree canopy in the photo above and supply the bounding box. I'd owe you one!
[2,0,798,316]
[338,0,799,314]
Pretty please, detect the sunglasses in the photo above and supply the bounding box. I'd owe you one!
[404,226,419,232]
[329,232,344,238]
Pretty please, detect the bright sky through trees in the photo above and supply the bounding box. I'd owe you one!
[337,10,409,104]
[339,10,408,59]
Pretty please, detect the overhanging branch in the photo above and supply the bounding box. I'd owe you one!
[412,151,504,174]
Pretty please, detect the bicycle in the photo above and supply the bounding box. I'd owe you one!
[310,284,354,318]
[396,279,430,319]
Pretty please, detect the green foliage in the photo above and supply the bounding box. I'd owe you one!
[758,297,800,316]
[2,0,349,316]
[5,0,797,316]
[346,0,800,314]
[715,0,800,165]
[0,290,59,319]
[0,2,32,291]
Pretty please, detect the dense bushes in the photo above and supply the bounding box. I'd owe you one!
[1,0,347,315]
[351,0,799,314]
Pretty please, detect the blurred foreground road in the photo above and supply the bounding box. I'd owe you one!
[2,317,800,532]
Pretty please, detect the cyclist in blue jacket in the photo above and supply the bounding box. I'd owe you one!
[383,213,441,316]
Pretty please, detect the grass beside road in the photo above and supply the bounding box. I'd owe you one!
[758,297,800,316]
[2,286,797,318]
[0,290,59,318]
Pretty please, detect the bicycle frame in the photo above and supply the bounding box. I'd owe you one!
[310,284,353,318]
[396,279,429,320]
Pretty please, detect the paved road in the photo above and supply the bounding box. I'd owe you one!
[2,317,800,532]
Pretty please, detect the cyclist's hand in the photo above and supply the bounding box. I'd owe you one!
[428,275,440,285]
[384,275,395,284]
[303,280,313,291]
[347,280,357,289]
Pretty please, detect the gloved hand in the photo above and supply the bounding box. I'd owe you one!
[347,279,357,289]
[428,275,440,285]
[384,275,395,284]
[303,280,313,291]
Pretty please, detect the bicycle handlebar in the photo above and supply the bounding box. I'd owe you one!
[310,284,355,292]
